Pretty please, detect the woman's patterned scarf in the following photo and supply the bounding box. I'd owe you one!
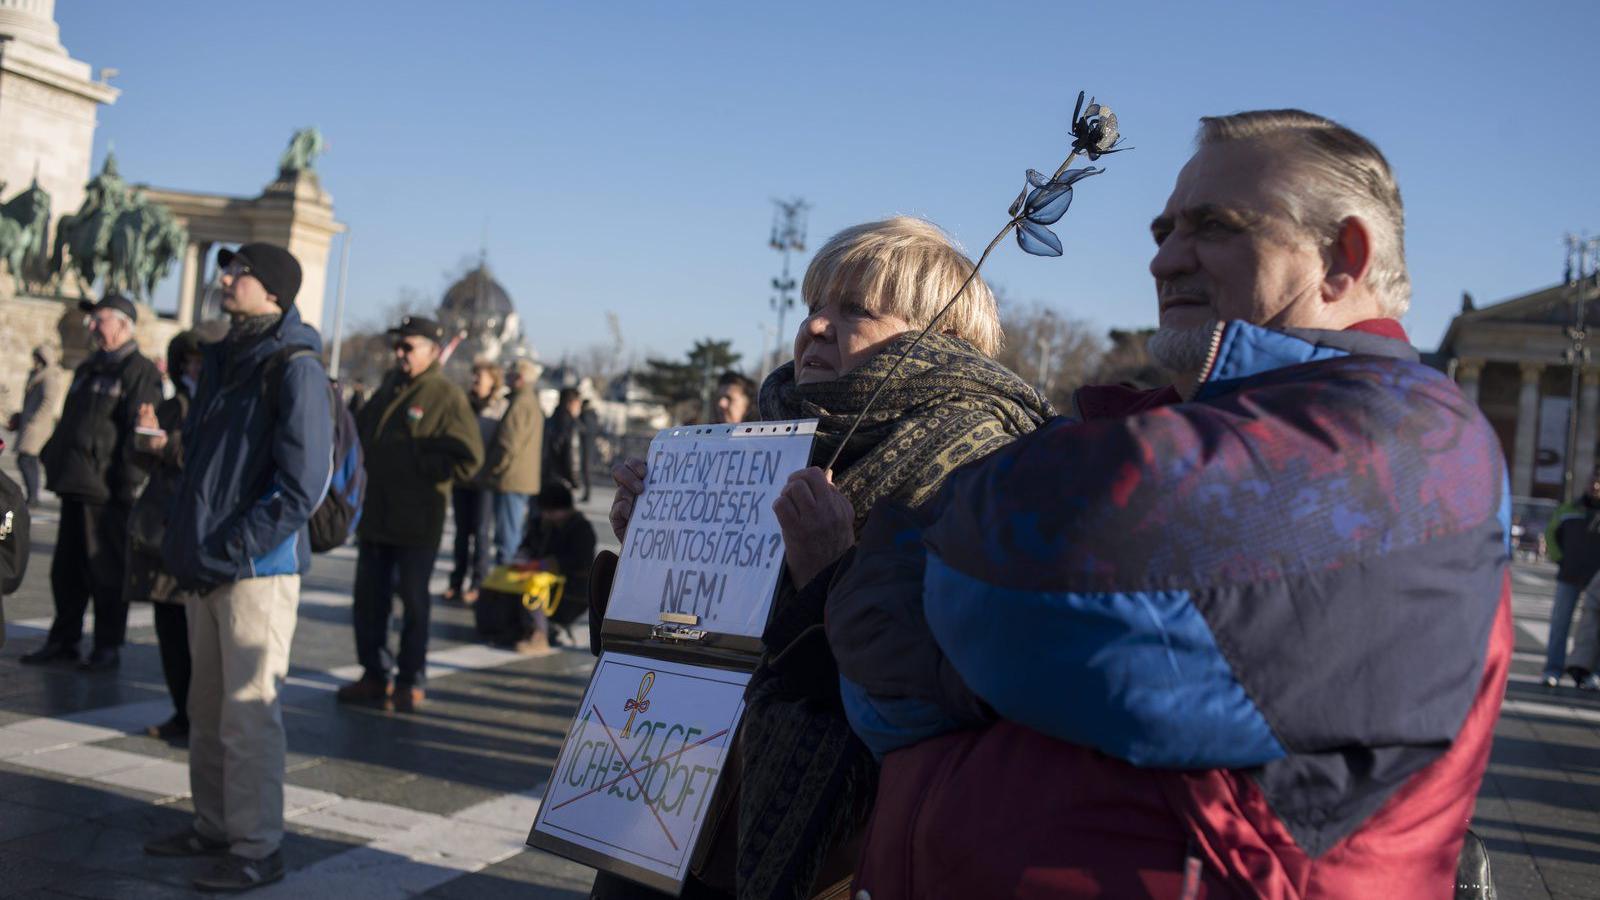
[736,332,1052,900]
[758,331,1053,529]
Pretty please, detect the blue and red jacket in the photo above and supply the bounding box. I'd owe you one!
[827,320,1511,899]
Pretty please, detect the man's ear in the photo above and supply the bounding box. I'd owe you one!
[1323,216,1372,304]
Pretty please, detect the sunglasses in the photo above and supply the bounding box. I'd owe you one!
[222,260,253,278]
[395,341,423,354]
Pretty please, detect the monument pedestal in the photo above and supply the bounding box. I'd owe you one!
[0,0,118,250]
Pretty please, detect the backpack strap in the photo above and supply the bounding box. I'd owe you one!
[262,346,322,412]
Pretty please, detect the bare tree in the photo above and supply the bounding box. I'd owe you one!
[996,297,1106,410]
[1093,328,1166,389]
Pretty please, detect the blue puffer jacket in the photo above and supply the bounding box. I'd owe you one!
[162,307,334,587]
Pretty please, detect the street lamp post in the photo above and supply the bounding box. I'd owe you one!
[1562,233,1600,501]
[767,198,809,373]
[328,230,352,380]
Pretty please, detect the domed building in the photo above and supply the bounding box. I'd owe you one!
[437,258,534,377]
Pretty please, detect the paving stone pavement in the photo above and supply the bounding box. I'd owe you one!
[0,474,616,899]
[2,470,1599,897]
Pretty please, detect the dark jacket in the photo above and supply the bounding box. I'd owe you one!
[832,320,1512,899]
[162,308,334,587]
[0,468,30,651]
[1545,496,1600,587]
[518,510,596,612]
[127,384,191,602]
[544,406,579,489]
[41,342,162,504]
[485,385,542,494]
[356,361,483,548]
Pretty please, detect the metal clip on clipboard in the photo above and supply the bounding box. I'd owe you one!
[651,612,709,643]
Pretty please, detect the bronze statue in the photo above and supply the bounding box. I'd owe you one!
[107,193,187,299]
[50,152,186,299]
[0,179,53,293]
[278,127,325,176]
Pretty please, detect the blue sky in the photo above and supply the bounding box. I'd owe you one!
[55,0,1600,369]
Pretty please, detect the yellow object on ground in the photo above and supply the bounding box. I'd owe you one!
[482,566,567,617]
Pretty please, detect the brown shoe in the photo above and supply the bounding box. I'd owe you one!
[335,676,392,709]
[513,630,555,657]
[392,685,424,713]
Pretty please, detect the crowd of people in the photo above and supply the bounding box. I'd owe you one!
[0,240,623,890]
[0,105,1539,898]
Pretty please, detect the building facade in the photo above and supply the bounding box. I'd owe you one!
[1438,280,1600,501]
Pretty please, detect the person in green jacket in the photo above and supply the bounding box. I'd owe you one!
[337,315,483,713]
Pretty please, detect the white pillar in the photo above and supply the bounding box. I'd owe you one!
[175,240,200,325]
[1577,368,1600,488]
[1455,358,1483,406]
[1511,362,1542,498]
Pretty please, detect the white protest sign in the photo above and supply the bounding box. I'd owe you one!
[608,420,817,638]
[530,652,750,893]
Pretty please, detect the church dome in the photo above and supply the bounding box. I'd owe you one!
[439,263,514,331]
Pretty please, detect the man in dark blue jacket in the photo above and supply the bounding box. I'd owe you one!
[146,243,332,893]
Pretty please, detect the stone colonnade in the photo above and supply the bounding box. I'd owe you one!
[1456,357,1600,498]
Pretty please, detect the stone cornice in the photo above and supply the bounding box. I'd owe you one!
[0,40,116,104]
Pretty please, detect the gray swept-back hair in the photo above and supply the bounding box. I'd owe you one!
[1198,109,1410,317]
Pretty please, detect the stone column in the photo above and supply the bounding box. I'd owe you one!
[1511,362,1543,498]
[1577,368,1600,487]
[1455,358,1484,406]
[175,240,200,326]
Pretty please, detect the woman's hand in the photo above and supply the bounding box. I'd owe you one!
[609,457,648,541]
[772,467,855,588]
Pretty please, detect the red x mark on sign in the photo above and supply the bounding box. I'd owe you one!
[550,704,730,851]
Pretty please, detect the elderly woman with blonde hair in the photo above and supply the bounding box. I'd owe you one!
[600,216,1051,900]
[445,359,507,604]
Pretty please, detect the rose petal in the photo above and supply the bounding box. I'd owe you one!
[1016,220,1063,257]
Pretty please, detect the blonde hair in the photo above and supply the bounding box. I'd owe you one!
[801,216,1003,357]
[1197,109,1410,317]
[470,359,505,393]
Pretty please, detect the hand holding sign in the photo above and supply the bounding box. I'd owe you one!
[606,422,817,639]
[610,457,649,542]
[772,467,855,588]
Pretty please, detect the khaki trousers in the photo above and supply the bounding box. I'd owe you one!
[186,575,299,859]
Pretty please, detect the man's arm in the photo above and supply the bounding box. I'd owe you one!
[1545,500,1578,563]
[828,504,994,759]
[912,371,1509,771]
[226,358,334,566]
[415,391,483,484]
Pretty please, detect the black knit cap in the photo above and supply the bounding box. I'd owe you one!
[217,243,302,307]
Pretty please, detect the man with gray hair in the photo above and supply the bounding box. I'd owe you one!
[827,110,1511,896]
[22,293,161,671]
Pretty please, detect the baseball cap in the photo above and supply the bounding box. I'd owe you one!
[78,293,138,323]
[386,315,446,343]
[217,243,303,307]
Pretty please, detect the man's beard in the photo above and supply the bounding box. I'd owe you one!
[1147,320,1219,378]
